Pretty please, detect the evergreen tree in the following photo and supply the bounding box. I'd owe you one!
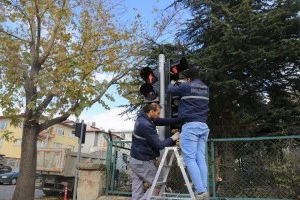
[175,0,300,137]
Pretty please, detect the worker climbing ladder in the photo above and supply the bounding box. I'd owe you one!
[147,147,196,200]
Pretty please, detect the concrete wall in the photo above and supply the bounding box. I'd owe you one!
[77,163,106,200]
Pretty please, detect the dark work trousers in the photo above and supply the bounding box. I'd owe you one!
[129,157,158,200]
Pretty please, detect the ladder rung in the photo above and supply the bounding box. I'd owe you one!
[147,147,195,200]
[162,192,192,196]
[150,195,192,200]
[155,181,166,186]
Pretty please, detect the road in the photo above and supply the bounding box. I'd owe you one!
[0,185,131,200]
[0,185,61,200]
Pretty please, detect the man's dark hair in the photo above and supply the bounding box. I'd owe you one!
[143,103,162,113]
[183,68,200,80]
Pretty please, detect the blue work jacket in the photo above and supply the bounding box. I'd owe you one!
[130,111,181,161]
[167,79,209,123]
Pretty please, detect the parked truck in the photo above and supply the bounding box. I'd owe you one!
[35,148,105,196]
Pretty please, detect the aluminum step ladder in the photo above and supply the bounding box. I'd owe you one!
[147,147,196,200]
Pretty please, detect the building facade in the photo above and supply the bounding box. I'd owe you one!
[0,116,78,159]
[0,115,133,172]
[79,122,108,154]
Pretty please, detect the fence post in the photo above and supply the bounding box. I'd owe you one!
[210,140,216,198]
[105,140,113,194]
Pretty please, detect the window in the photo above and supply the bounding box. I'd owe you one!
[37,140,46,148]
[67,145,75,151]
[94,132,99,146]
[69,130,75,138]
[18,122,24,128]
[14,139,22,146]
[53,142,63,148]
[0,138,3,147]
[56,128,64,136]
[0,122,7,130]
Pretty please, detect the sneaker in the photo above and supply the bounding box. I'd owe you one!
[195,191,209,200]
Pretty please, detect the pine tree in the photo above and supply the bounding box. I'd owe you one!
[176,0,300,137]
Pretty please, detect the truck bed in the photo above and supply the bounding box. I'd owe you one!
[36,148,105,176]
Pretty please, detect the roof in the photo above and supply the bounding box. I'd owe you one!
[86,126,103,132]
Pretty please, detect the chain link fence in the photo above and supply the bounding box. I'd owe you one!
[106,136,300,199]
[106,140,132,195]
[209,136,300,200]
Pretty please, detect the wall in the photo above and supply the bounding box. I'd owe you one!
[0,118,23,158]
[76,163,106,200]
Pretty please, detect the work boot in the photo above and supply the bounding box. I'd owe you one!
[195,191,209,200]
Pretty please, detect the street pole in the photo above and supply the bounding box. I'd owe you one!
[158,54,165,140]
[72,120,84,200]
[158,54,166,182]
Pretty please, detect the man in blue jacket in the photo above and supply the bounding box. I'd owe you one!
[130,103,180,200]
[167,68,210,200]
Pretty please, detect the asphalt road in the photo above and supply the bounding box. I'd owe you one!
[0,185,131,200]
[0,185,51,200]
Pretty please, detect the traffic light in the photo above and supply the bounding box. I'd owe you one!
[72,122,86,144]
[169,57,188,81]
[166,57,189,130]
[170,96,180,118]
[139,67,159,101]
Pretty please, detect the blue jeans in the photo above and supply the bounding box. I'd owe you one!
[180,122,209,193]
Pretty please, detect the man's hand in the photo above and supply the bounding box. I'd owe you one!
[177,79,186,84]
[170,132,180,141]
[170,80,176,85]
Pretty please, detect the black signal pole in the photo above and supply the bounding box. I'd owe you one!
[73,120,84,200]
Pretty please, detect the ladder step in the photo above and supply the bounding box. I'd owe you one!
[155,181,166,186]
[147,147,196,200]
[150,194,193,200]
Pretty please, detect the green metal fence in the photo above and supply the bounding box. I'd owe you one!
[105,140,132,196]
[208,135,300,200]
[106,135,300,199]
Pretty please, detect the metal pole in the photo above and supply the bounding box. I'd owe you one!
[158,54,166,182]
[158,54,165,140]
[72,120,84,200]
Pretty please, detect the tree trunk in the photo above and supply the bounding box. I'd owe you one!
[13,124,38,200]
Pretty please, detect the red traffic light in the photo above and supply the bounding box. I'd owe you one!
[170,58,188,81]
[140,67,158,84]
[139,67,159,101]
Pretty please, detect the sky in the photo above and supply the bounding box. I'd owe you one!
[70,0,180,131]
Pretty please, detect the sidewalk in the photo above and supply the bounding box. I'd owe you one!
[97,196,131,200]
[35,195,131,200]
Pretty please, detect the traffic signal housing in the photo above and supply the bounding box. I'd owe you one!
[169,58,188,81]
[139,67,159,102]
[72,122,87,144]
[166,57,189,131]
[170,95,180,118]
